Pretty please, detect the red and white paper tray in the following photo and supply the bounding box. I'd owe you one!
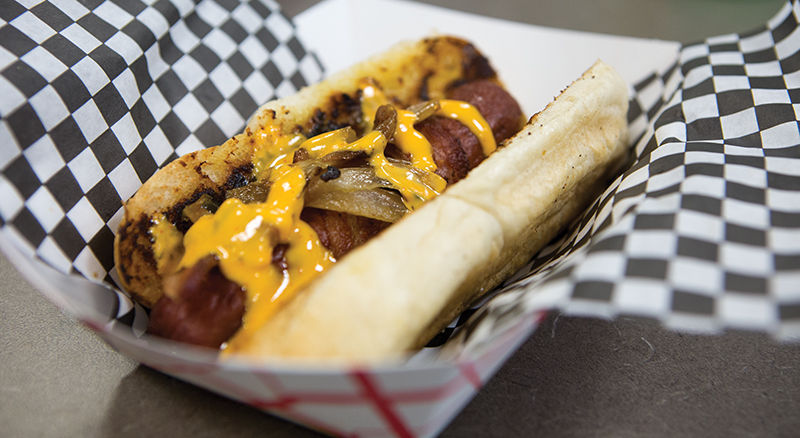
[3,0,799,436]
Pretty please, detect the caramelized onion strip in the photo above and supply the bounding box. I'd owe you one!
[305,167,407,222]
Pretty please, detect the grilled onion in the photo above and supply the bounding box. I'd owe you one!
[305,167,407,223]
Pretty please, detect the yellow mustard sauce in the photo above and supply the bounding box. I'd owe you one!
[251,124,305,176]
[180,165,336,336]
[437,100,496,155]
[359,79,441,177]
[149,214,184,278]
[163,79,497,347]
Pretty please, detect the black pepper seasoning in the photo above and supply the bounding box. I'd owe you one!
[320,166,341,181]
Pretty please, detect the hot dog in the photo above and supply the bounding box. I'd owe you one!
[114,36,629,362]
[145,77,523,349]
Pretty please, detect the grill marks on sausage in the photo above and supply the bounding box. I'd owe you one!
[418,117,472,184]
[301,208,391,259]
[421,79,523,184]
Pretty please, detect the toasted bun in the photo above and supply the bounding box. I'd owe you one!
[114,37,629,363]
[223,60,629,362]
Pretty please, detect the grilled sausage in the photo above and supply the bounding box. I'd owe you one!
[422,79,522,183]
[148,255,245,348]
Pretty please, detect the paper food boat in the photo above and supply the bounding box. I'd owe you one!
[2,0,798,436]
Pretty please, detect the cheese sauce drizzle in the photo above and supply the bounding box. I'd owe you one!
[170,79,496,346]
[437,100,496,155]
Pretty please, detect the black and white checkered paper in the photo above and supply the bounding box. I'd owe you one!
[455,1,800,352]
[1,0,798,351]
[0,0,322,329]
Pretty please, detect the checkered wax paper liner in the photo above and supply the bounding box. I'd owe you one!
[451,1,800,354]
[0,0,322,326]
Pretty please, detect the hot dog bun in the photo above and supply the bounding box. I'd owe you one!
[224,60,629,362]
[114,37,628,362]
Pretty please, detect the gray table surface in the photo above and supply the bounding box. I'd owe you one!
[3,1,798,437]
